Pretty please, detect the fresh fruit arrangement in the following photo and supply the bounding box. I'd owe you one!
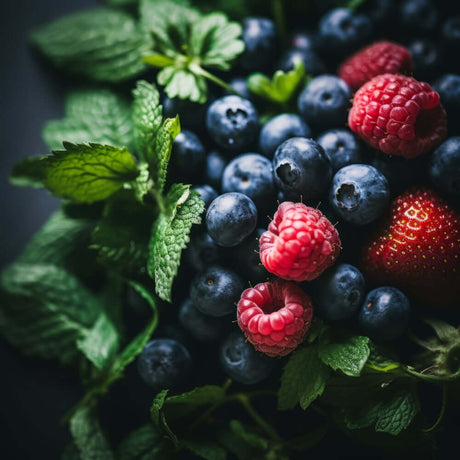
[2,0,460,458]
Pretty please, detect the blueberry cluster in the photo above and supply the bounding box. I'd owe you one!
[136,0,460,392]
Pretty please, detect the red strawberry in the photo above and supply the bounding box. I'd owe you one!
[361,188,460,307]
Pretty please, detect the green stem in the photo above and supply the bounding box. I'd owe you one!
[404,365,460,382]
[150,187,166,213]
[190,64,244,98]
[423,384,448,433]
[271,0,287,47]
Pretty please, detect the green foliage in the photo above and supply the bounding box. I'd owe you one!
[30,8,151,82]
[247,59,307,105]
[180,439,227,460]
[148,185,204,302]
[10,157,47,188]
[43,89,133,151]
[278,345,330,410]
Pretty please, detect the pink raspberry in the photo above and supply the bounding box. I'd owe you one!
[338,41,413,91]
[237,279,313,357]
[259,201,341,282]
[348,73,447,159]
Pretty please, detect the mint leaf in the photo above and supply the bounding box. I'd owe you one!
[0,263,102,365]
[30,8,151,82]
[229,420,269,451]
[365,342,401,373]
[247,59,307,105]
[10,157,47,188]
[180,440,227,460]
[151,389,169,428]
[69,407,114,460]
[318,329,370,377]
[43,89,133,151]
[91,191,153,274]
[148,185,204,302]
[117,425,174,460]
[42,143,139,203]
[278,345,329,410]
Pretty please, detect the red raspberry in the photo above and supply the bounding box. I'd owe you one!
[259,201,341,282]
[348,73,447,159]
[338,41,413,91]
[237,279,313,357]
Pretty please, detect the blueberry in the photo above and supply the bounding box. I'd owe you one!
[191,184,218,210]
[163,95,209,134]
[137,338,192,390]
[356,0,395,27]
[259,113,312,159]
[407,39,442,81]
[190,265,244,317]
[358,287,410,341]
[221,153,276,213]
[272,137,332,203]
[433,74,460,134]
[314,263,366,321]
[289,30,321,52]
[277,48,326,76]
[316,129,363,173]
[206,192,258,247]
[206,96,260,152]
[178,298,224,341]
[297,75,351,132]
[219,330,275,384]
[170,130,206,181]
[205,150,227,191]
[429,137,460,202]
[329,164,389,225]
[319,8,372,57]
[227,77,254,102]
[399,0,438,34]
[185,231,221,271]
[239,17,278,72]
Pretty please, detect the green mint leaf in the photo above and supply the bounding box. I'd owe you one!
[148,184,204,302]
[151,389,169,428]
[117,425,174,460]
[30,8,151,82]
[42,143,139,203]
[131,162,153,203]
[318,329,370,377]
[0,263,103,365]
[91,191,153,274]
[180,440,227,460]
[43,89,133,151]
[229,419,269,451]
[278,345,329,410]
[69,407,114,460]
[10,157,46,188]
[424,318,459,342]
[365,342,401,373]
[132,80,162,166]
[247,59,307,105]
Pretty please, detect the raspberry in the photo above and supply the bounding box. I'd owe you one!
[259,201,341,282]
[348,73,447,159]
[338,41,413,91]
[237,279,313,357]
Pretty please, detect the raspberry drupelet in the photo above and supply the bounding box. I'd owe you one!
[348,73,447,159]
[259,201,341,282]
[237,279,313,357]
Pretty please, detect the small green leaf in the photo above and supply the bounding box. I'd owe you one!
[69,407,114,460]
[278,345,329,411]
[180,439,227,460]
[30,8,151,82]
[43,89,133,151]
[424,318,459,342]
[10,157,47,188]
[318,330,370,377]
[166,385,226,408]
[148,185,204,302]
[247,59,307,105]
[151,390,169,428]
[229,420,269,450]
[42,143,139,203]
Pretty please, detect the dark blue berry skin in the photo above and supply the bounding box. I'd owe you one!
[163,95,209,135]
[399,0,438,34]
[433,74,460,135]
[191,185,218,210]
[277,48,327,76]
[358,287,410,342]
[137,338,192,390]
[319,8,372,57]
[356,0,395,27]
[297,75,351,132]
[407,39,442,81]
[429,137,460,202]
[272,137,333,203]
[171,130,206,181]
[239,17,278,72]
[259,114,311,159]
[228,77,254,102]
[206,96,260,153]
[205,150,227,191]
[190,266,244,317]
[219,330,275,384]
[206,193,258,247]
[316,129,363,173]
[289,30,321,53]
[222,153,276,214]
[329,164,390,225]
[178,298,224,341]
[185,231,221,271]
[314,263,366,321]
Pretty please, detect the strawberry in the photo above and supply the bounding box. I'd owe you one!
[361,188,460,307]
